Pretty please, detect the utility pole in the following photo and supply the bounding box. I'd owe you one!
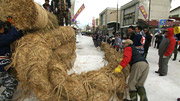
[116,1,118,33]
[148,0,151,30]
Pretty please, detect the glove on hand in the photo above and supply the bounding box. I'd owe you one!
[114,65,123,73]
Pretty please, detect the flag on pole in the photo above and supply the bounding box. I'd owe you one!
[72,4,85,22]
[158,19,167,32]
[139,5,148,19]
[159,19,167,28]
[92,17,95,29]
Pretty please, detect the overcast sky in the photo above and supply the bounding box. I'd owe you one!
[34,0,180,28]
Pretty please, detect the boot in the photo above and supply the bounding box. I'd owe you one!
[129,91,137,101]
[173,54,177,61]
[137,87,148,101]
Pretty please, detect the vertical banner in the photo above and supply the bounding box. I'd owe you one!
[139,5,148,19]
[72,4,85,22]
[159,19,167,28]
[92,17,95,30]
[158,19,167,32]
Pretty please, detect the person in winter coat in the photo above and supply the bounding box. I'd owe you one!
[128,26,136,40]
[43,0,51,12]
[113,34,122,51]
[51,0,58,14]
[143,29,152,58]
[107,36,113,45]
[156,33,163,49]
[92,33,98,47]
[133,26,144,55]
[172,36,179,61]
[59,0,71,26]
[155,28,176,76]
[114,39,149,101]
[97,33,102,47]
[0,20,24,100]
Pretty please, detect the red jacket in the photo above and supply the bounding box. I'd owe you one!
[164,28,176,57]
[120,45,147,68]
[120,47,132,68]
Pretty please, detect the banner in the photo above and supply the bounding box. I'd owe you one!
[92,17,95,29]
[72,4,85,22]
[139,5,147,19]
[159,19,167,28]
[158,19,167,32]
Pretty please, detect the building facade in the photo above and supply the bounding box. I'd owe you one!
[170,6,180,17]
[120,0,172,35]
[99,7,120,35]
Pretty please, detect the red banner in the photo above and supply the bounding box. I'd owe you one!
[72,4,85,22]
[139,5,147,19]
[92,17,95,29]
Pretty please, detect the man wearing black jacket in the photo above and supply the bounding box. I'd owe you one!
[43,0,51,12]
[128,26,135,40]
[0,20,24,100]
[144,29,152,58]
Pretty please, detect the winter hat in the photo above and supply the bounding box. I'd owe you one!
[122,39,133,45]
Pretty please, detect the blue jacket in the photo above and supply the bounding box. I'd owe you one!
[0,27,23,72]
[133,33,143,47]
[113,37,122,48]
[133,33,144,54]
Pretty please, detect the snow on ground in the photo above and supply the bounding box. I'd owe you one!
[68,33,107,75]
[145,47,180,101]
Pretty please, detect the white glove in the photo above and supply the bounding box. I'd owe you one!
[163,55,168,58]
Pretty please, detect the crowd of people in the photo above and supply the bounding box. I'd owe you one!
[92,25,179,101]
[92,25,180,62]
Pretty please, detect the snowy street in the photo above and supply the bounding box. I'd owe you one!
[145,45,180,101]
[68,34,107,75]
[73,34,180,101]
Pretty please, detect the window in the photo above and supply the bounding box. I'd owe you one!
[101,13,105,25]
[123,12,135,26]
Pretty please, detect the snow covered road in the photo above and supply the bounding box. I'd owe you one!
[145,47,180,101]
[68,34,107,75]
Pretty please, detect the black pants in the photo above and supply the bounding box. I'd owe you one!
[154,41,158,48]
